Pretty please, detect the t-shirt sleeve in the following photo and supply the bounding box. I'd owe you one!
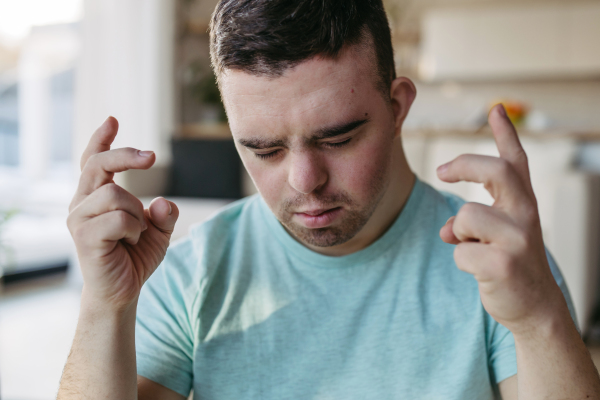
[135,238,198,397]
[546,248,579,331]
[486,316,517,384]
[486,247,579,384]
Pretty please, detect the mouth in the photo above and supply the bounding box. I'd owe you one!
[293,207,343,229]
[298,208,336,216]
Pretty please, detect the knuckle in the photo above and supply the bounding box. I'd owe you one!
[453,245,472,273]
[79,154,87,171]
[454,154,470,168]
[455,154,468,162]
[453,244,466,264]
[85,153,100,169]
[71,223,87,242]
[66,213,76,233]
[113,210,130,227]
[458,202,477,220]
[68,198,77,214]
[135,200,145,217]
[451,218,465,240]
[101,182,122,199]
[454,203,481,238]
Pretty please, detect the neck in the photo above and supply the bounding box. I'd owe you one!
[305,139,416,257]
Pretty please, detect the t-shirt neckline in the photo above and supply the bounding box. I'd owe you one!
[259,177,425,268]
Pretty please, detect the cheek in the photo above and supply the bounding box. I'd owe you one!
[241,154,289,206]
[330,134,394,197]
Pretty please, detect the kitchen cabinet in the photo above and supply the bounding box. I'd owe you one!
[419,2,600,81]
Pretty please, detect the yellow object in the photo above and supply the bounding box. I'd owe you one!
[490,100,529,126]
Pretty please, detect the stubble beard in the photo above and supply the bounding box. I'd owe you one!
[276,163,390,248]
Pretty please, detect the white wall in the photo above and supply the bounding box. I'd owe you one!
[18,24,79,181]
[419,3,600,81]
[73,0,176,175]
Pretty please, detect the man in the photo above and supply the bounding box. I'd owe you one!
[58,0,600,399]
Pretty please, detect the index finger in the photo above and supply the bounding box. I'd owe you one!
[489,104,534,196]
[437,153,533,215]
[70,147,156,212]
[80,116,119,171]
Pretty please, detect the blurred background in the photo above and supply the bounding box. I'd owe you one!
[1,0,600,398]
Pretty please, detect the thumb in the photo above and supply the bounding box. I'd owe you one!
[147,197,179,236]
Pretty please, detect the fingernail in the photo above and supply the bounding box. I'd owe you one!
[437,162,450,174]
[138,150,154,157]
[142,220,148,231]
[168,201,172,215]
[445,216,454,224]
[497,104,507,118]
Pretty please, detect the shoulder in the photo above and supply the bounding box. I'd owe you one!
[162,195,264,281]
[188,194,263,250]
[437,188,468,214]
[141,195,264,313]
[151,195,262,281]
[408,180,479,292]
[414,178,468,224]
[424,180,467,214]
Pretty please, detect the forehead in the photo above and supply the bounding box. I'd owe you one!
[220,46,382,138]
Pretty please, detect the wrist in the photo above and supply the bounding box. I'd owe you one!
[511,300,576,344]
[80,285,139,321]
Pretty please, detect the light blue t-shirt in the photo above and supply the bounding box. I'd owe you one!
[136,177,576,399]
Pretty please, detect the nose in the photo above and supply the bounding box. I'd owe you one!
[287,151,328,194]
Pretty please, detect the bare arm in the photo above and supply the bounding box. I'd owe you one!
[57,117,180,399]
[499,375,517,400]
[513,307,600,398]
[497,317,600,400]
[438,104,600,399]
[58,293,185,400]
[58,291,138,399]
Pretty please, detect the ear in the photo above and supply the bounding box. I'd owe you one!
[390,77,417,138]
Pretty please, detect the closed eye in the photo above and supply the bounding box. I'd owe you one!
[254,150,281,160]
[323,138,351,148]
[253,138,352,160]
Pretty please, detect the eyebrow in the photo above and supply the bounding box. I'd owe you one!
[313,118,370,140]
[237,118,370,150]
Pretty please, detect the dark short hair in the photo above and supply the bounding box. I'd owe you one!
[209,0,396,96]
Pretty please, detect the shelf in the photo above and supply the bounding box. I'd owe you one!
[178,123,232,140]
[403,127,600,141]
[185,19,210,36]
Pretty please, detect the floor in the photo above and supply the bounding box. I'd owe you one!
[2,274,600,400]
[0,274,81,400]
[0,195,229,399]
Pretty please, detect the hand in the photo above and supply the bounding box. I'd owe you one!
[67,117,179,311]
[436,104,569,335]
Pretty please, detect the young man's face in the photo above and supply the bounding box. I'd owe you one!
[220,43,413,251]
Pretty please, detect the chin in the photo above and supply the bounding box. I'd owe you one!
[282,211,368,248]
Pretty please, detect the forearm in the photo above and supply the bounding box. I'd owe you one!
[514,304,600,399]
[57,286,139,399]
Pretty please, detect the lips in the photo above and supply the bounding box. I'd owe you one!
[294,207,343,228]
[298,208,334,216]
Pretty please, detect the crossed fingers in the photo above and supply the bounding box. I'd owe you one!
[437,104,539,246]
[69,117,155,213]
